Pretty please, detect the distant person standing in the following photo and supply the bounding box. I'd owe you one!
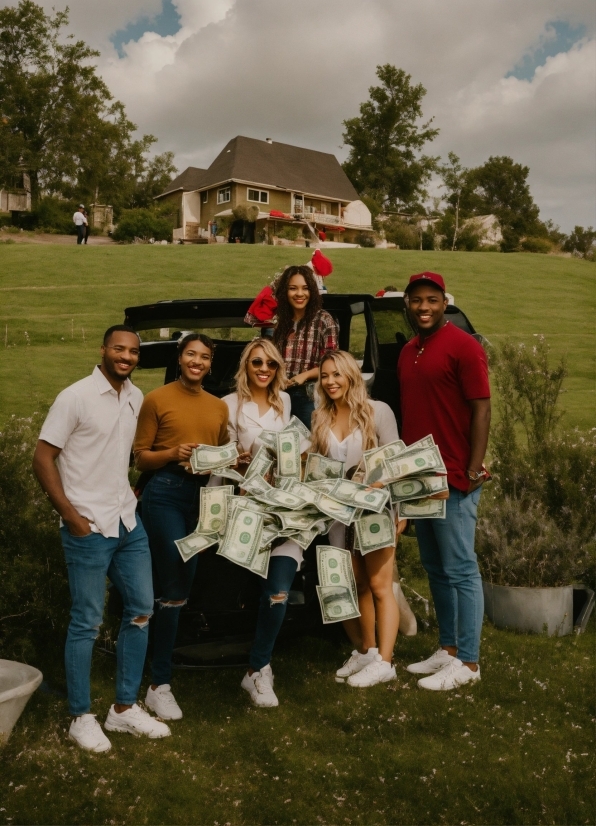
[82,207,91,244]
[73,205,88,245]
[398,272,491,691]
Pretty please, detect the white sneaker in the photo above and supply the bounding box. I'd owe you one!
[417,658,481,691]
[347,654,397,687]
[406,647,455,675]
[69,714,111,753]
[241,664,279,707]
[335,648,378,683]
[145,684,183,721]
[104,703,171,738]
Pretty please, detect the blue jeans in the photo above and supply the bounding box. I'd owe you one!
[142,469,205,685]
[61,517,153,716]
[287,386,314,429]
[249,555,298,671]
[414,487,484,663]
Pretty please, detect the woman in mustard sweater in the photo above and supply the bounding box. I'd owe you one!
[134,333,228,722]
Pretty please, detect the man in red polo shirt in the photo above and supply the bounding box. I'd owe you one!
[398,272,491,690]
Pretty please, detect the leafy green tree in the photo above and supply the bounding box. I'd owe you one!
[0,1,174,212]
[461,156,540,251]
[342,64,439,210]
[562,226,596,260]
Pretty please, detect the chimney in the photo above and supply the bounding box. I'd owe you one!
[265,138,273,144]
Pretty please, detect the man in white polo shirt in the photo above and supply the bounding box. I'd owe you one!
[72,205,88,245]
[33,325,170,752]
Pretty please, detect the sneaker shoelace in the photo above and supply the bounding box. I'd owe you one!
[156,689,178,708]
[255,675,274,694]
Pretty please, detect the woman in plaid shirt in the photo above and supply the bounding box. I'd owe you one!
[272,265,339,428]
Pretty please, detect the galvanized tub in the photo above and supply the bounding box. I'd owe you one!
[483,582,574,636]
[0,659,43,744]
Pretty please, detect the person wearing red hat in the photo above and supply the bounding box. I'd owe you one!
[397,272,491,691]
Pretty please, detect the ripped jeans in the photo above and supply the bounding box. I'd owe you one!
[61,517,154,716]
[142,469,206,686]
[250,555,298,672]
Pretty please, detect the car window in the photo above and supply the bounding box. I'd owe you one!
[349,313,367,361]
[371,307,413,345]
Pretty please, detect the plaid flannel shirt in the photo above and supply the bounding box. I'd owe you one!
[283,310,339,379]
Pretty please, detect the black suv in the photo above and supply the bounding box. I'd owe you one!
[123,295,480,666]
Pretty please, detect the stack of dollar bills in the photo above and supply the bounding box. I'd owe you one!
[173,424,448,624]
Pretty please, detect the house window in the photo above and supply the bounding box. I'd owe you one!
[247,188,269,204]
[217,187,231,204]
[201,191,208,204]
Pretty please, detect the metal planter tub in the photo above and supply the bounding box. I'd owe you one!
[0,659,43,745]
[483,582,595,637]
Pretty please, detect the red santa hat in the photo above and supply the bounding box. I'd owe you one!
[310,249,333,277]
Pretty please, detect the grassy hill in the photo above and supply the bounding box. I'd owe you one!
[0,244,594,428]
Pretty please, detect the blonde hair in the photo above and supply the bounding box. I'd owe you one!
[311,350,377,457]
[234,338,287,422]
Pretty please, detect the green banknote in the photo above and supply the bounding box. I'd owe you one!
[276,429,301,478]
[198,485,234,535]
[397,497,447,519]
[388,474,448,503]
[354,511,396,554]
[328,478,390,513]
[304,453,344,482]
[175,531,219,562]
[316,545,360,624]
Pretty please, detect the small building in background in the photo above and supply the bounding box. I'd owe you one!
[154,136,374,246]
[89,204,114,235]
[0,168,31,217]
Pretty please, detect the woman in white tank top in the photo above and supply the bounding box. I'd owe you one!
[311,350,406,687]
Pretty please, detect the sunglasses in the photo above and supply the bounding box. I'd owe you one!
[250,358,279,370]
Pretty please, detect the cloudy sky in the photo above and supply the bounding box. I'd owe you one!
[3,0,595,231]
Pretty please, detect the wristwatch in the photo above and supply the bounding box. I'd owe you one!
[466,469,487,482]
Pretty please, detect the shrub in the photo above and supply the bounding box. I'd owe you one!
[276,225,300,241]
[476,338,596,588]
[113,208,173,242]
[383,218,419,249]
[521,236,552,254]
[356,233,376,248]
[0,414,71,675]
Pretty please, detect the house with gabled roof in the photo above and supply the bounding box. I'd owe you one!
[155,136,373,244]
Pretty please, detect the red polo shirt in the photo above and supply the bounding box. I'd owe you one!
[397,322,490,492]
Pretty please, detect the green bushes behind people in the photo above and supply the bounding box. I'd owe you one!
[112,207,174,243]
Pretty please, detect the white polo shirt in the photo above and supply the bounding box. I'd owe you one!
[73,211,87,226]
[39,366,143,538]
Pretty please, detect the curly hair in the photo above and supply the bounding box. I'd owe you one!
[233,338,287,421]
[311,350,378,458]
[272,265,322,353]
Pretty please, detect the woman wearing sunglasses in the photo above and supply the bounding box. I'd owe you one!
[272,265,338,429]
[219,338,308,707]
[311,350,407,688]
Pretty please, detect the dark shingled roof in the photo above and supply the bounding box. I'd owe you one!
[158,137,359,202]
[156,167,207,198]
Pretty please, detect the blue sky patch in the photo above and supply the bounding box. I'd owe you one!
[507,20,586,81]
[111,0,181,57]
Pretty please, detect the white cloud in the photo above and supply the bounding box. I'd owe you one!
[1,0,594,229]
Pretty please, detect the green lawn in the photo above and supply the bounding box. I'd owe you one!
[0,244,594,428]
[1,245,595,826]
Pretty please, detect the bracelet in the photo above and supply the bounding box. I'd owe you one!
[466,469,487,481]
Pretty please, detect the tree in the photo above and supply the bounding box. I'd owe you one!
[562,226,596,260]
[461,156,540,251]
[0,1,174,211]
[342,64,439,210]
[439,152,469,251]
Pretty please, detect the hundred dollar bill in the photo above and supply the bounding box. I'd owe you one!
[175,531,219,562]
[256,430,279,451]
[304,453,344,482]
[245,445,274,480]
[190,442,239,474]
[397,497,447,519]
[214,466,245,484]
[363,439,407,483]
[355,511,396,554]
[276,429,302,478]
[328,478,390,514]
[283,415,312,442]
[315,494,357,526]
[316,545,360,624]
[217,507,264,569]
[283,478,321,506]
[256,486,308,510]
[276,508,324,532]
[198,485,234,535]
[388,474,449,504]
[384,446,446,481]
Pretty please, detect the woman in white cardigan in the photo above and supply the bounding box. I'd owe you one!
[221,337,307,708]
[311,350,406,688]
